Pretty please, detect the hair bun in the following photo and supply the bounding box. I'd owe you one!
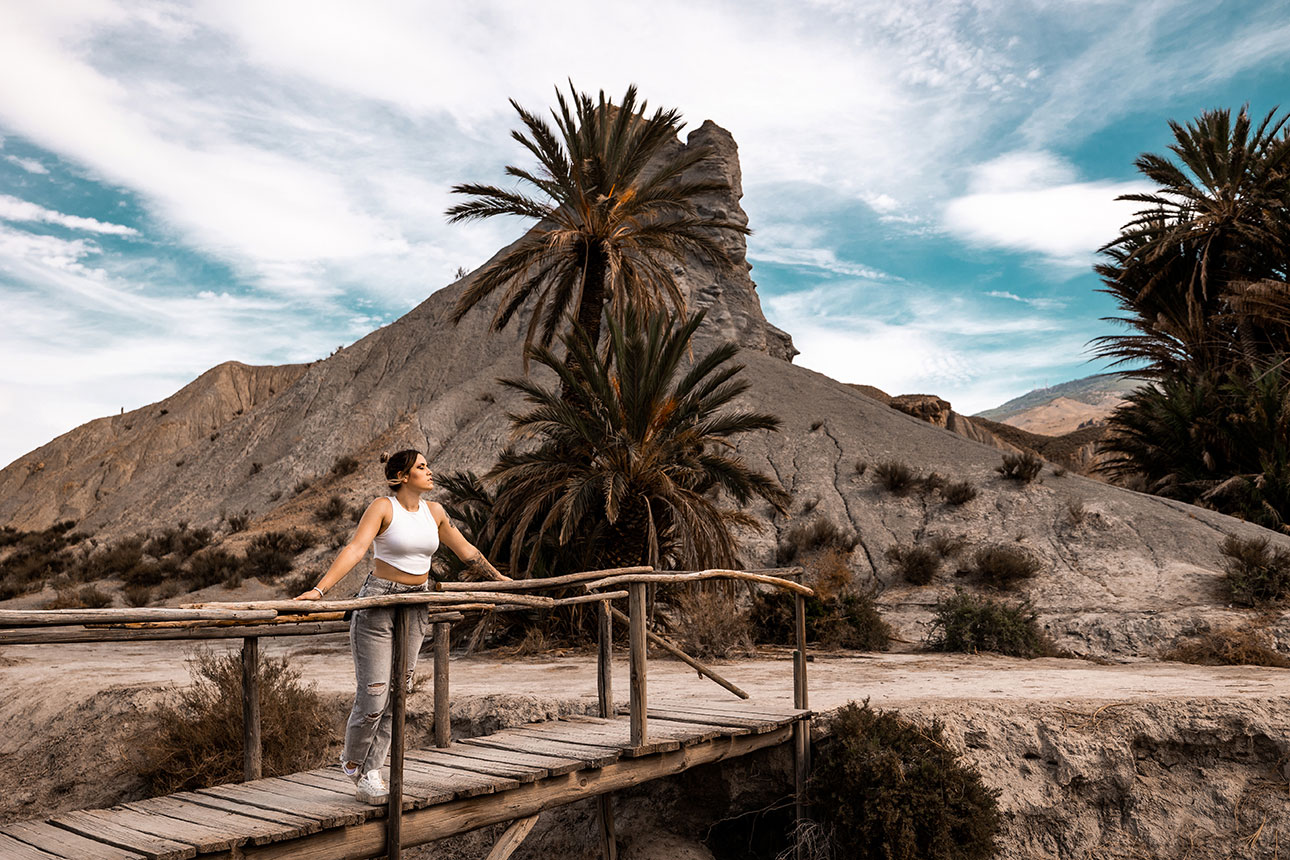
[379,452,390,464]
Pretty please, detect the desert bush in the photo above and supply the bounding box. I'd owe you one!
[854,460,867,476]
[967,544,1041,590]
[1066,499,1088,526]
[0,521,83,598]
[919,472,947,494]
[144,525,213,560]
[927,590,1051,657]
[671,584,752,659]
[293,479,312,495]
[873,460,917,494]
[44,584,112,609]
[123,583,154,607]
[315,495,347,523]
[241,529,318,581]
[777,519,857,565]
[135,649,332,794]
[884,544,940,585]
[223,510,251,533]
[1220,534,1290,607]
[752,586,890,651]
[188,549,243,590]
[90,536,145,579]
[927,533,967,558]
[808,701,1000,860]
[1161,628,1290,668]
[249,461,263,475]
[122,557,181,588]
[996,451,1043,484]
[941,480,978,506]
[330,455,360,478]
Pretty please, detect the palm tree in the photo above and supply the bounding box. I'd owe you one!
[483,309,789,575]
[445,83,749,356]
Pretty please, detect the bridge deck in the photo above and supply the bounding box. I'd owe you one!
[1,700,809,860]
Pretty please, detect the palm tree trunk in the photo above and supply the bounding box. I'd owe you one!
[561,242,608,403]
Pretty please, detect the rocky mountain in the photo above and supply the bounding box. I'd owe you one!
[976,372,1139,435]
[3,122,1288,661]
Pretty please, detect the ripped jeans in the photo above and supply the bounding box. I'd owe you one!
[342,573,429,774]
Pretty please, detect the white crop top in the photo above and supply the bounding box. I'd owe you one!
[372,497,440,576]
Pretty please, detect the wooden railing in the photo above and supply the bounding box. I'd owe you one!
[0,566,811,860]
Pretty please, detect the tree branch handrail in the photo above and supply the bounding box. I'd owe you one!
[582,569,814,597]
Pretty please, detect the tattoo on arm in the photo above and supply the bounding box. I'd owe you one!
[466,555,508,581]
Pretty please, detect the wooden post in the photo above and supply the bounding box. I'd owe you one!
[596,599,618,860]
[433,621,450,748]
[388,607,408,860]
[628,583,647,749]
[597,600,612,719]
[240,636,261,782]
[792,592,810,857]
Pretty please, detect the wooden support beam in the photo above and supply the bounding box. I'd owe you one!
[607,606,747,700]
[597,600,612,720]
[388,607,409,860]
[596,797,617,860]
[483,814,539,860]
[628,583,647,749]
[239,726,793,859]
[241,637,262,782]
[433,622,451,748]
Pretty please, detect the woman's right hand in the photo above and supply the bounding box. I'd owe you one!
[294,590,322,601]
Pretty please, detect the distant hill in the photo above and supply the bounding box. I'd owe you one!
[975,373,1141,435]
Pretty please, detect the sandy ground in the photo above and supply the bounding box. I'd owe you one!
[5,636,1287,712]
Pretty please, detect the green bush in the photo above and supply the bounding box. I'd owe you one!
[135,650,332,794]
[927,590,1051,658]
[809,701,1000,860]
[885,544,940,585]
[967,544,1041,590]
[1221,534,1290,607]
[996,451,1043,483]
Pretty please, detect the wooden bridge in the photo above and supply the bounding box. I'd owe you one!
[0,567,813,860]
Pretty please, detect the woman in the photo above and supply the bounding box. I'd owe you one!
[295,449,508,804]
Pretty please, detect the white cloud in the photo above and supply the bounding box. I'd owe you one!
[0,194,136,235]
[942,150,1152,266]
[5,154,48,174]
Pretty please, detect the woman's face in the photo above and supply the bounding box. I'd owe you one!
[401,454,434,491]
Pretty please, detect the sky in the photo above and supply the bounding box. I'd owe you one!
[1,0,1288,468]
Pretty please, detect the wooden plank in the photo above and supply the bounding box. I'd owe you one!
[240,726,795,860]
[483,814,539,860]
[67,806,239,854]
[166,792,321,838]
[518,722,680,758]
[404,750,545,784]
[0,833,65,860]
[472,727,626,759]
[564,715,731,744]
[401,759,519,798]
[0,621,350,645]
[2,820,145,860]
[597,795,618,860]
[274,771,431,810]
[644,701,808,721]
[48,810,196,860]
[640,709,783,734]
[460,734,621,768]
[127,795,314,844]
[431,743,583,776]
[196,782,370,828]
[0,608,277,627]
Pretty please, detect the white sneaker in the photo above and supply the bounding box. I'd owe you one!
[355,769,389,804]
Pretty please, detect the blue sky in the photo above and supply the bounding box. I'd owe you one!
[1,1,1288,468]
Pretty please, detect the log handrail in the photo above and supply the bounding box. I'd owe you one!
[582,570,815,597]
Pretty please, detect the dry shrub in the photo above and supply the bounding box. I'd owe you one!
[967,544,1041,590]
[941,481,978,506]
[809,701,1000,860]
[44,584,112,609]
[672,583,752,658]
[885,544,940,586]
[1066,499,1088,526]
[777,518,857,565]
[873,460,917,494]
[144,525,213,561]
[1162,628,1290,667]
[0,521,83,599]
[123,583,154,607]
[136,649,332,795]
[223,510,251,533]
[242,529,319,581]
[996,451,1043,484]
[928,533,967,558]
[330,455,360,478]
[927,590,1051,658]
[1220,534,1290,607]
[315,495,347,523]
[188,548,243,590]
[752,547,890,651]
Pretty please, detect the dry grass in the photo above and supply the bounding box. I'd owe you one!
[43,584,111,609]
[941,480,978,506]
[873,460,918,494]
[885,544,940,585]
[967,544,1042,590]
[672,583,753,659]
[996,451,1044,484]
[1161,628,1290,668]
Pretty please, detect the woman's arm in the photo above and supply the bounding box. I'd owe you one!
[431,502,511,581]
[294,498,390,599]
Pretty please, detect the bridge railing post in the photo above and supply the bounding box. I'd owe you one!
[388,606,409,860]
[628,582,647,749]
[240,635,261,782]
[792,591,810,856]
[433,621,450,748]
[596,598,618,860]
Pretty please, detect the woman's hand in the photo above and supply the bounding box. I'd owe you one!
[294,586,324,600]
